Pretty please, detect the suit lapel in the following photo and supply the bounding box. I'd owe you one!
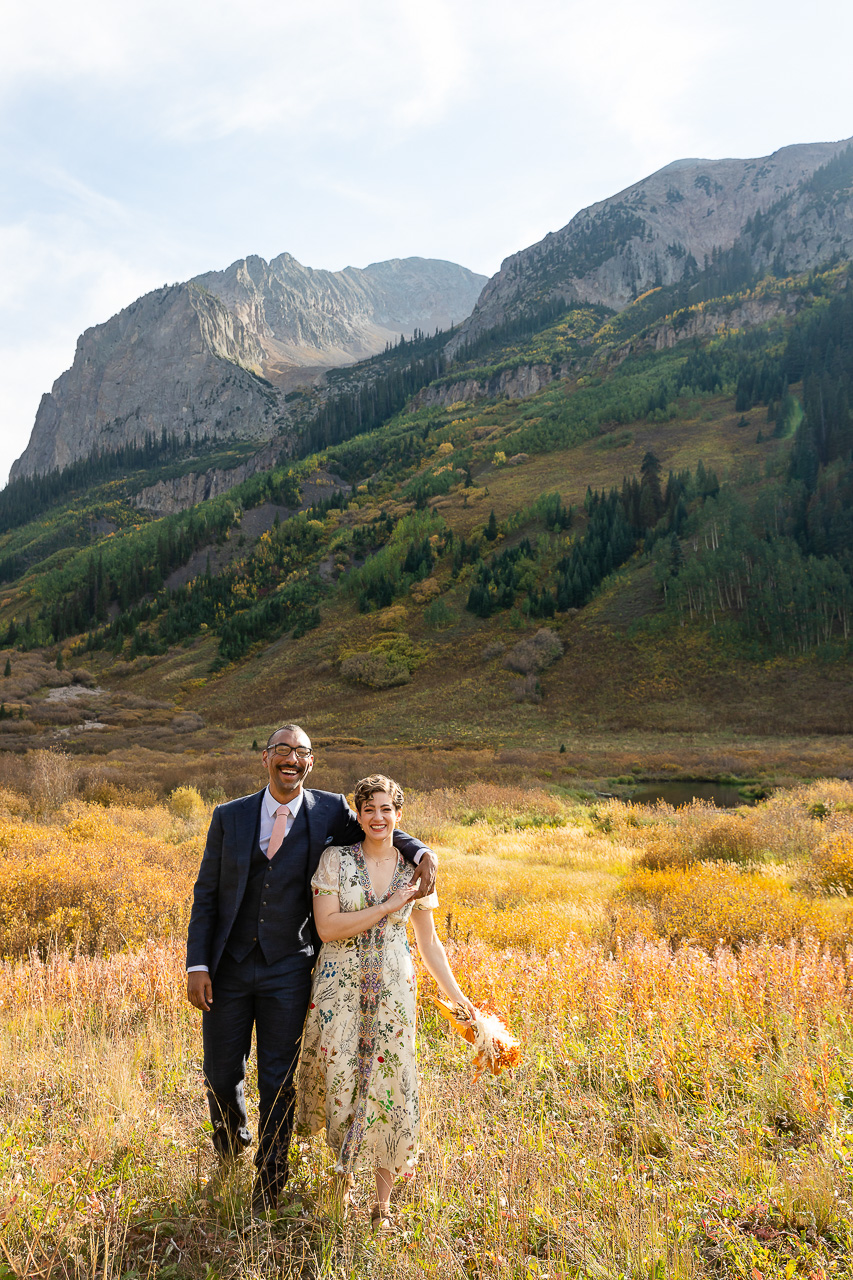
[301,789,326,901]
[233,790,264,901]
[301,788,318,852]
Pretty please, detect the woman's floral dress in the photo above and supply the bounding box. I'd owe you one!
[295,844,438,1175]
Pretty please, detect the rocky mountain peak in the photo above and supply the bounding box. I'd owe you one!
[10,254,486,480]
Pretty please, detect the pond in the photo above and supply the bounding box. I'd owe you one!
[629,780,753,808]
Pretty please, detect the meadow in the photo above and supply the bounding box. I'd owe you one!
[1,760,853,1278]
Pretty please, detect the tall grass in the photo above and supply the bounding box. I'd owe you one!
[1,780,853,1276]
[2,938,852,1278]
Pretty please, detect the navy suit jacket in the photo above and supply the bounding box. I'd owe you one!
[186,787,427,976]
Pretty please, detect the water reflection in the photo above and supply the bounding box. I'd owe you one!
[630,781,751,808]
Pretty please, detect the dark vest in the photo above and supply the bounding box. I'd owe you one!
[226,803,313,964]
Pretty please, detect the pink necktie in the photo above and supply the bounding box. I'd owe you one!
[267,804,290,859]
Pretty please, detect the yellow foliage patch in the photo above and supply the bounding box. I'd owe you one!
[0,804,201,956]
[617,862,832,950]
[809,829,853,895]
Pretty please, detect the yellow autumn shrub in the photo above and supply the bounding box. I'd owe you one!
[809,829,853,895]
[0,807,202,956]
[168,785,207,822]
[636,805,766,870]
[617,862,839,950]
[692,814,766,865]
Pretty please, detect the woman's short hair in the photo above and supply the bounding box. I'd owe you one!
[354,774,404,812]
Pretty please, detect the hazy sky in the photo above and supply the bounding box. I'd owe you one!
[1,0,851,484]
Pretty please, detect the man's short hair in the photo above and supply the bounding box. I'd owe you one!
[265,723,310,750]
[353,774,404,812]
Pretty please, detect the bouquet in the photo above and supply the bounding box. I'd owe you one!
[433,997,521,1079]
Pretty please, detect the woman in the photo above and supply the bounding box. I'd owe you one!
[295,773,475,1229]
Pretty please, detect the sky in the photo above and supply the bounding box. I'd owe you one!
[1,0,851,485]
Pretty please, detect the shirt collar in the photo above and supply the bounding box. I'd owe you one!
[264,785,304,818]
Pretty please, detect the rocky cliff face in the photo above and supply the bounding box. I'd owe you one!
[11,284,278,480]
[11,257,486,480]
[450,138,853,353]
[195,254,483,380]
[131,441,282,516]
[417,293,801,411]
[413,362,564,410]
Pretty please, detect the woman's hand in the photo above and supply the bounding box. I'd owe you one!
[385,882,419,914]
[449,993,478,1023]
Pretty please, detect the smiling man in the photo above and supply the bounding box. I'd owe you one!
[186,723,436,1212]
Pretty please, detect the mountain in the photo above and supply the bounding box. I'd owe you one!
[451,137,853,351]
[10,255,486,481]
[194,254,483,376]
[1,136,852,752]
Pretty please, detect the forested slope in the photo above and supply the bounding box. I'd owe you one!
[0,258,851,744]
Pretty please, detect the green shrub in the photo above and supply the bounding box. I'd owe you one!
[340,652,410,689]
[423,598,455,630]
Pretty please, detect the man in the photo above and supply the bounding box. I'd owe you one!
[186,723,435,1211]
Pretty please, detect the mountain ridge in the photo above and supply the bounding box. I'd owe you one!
[0,255,851,745]
[450,137,853,352]
[10,255,486,482]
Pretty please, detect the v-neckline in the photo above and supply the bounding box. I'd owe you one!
[354,843,402,905]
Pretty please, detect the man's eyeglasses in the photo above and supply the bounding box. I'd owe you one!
[267,744,313,760]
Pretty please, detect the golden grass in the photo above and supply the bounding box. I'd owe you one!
[0,799,203,955]
[2,937,852,1278]
[2,779,853,1276]
[2,779,853,958]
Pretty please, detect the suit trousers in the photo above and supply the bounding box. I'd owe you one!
[202,947,314,1188]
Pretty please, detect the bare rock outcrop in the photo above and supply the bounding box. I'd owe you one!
[131,441,283,516]
[413,362,565,409]
[415,291,802,410]
[11,283,278,480]
[195,254,485,379]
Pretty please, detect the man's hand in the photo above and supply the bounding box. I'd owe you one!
[411,849,438,899]
[187,971,213,1011]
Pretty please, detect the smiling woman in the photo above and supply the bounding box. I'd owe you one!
[296,772,476,1232]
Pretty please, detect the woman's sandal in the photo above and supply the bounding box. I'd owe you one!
[369,1203,394,1233]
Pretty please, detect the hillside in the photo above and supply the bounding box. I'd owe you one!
[0,270,852,758]
[1,142,852,762]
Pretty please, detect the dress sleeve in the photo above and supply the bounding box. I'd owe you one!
[413,888,439,911]
[311,846,342,896]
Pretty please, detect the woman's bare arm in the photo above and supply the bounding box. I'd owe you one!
[410,909,477,1018]
[313,881,418,942]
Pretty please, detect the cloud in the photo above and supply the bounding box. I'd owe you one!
[0,0,471,147]
[0,340,69,487]
[0,200,185,484]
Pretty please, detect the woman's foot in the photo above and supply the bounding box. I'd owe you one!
[370,1202,394,1233]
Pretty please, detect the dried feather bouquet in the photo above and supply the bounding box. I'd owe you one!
[432,997,521,1078]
